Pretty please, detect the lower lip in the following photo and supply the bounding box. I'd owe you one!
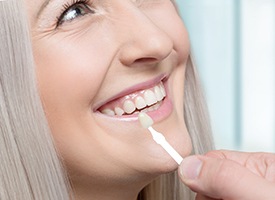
[144,96,173,123]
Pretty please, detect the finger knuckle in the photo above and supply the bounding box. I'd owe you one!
[245,153,275,181]
[208,160,235,192]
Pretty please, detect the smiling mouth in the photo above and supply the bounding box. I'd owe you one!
[98,81,166,116]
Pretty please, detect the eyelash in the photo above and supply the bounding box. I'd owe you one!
[56,0,93,27]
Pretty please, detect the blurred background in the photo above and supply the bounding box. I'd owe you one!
[177,0,275,152]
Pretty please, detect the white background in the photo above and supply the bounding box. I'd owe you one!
[178,0,275,152]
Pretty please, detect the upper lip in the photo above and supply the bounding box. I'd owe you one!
[93,73,168,111]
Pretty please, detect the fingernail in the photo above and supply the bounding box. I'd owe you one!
[180,156,202,180]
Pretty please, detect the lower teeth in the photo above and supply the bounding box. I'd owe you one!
[100,99,163,116]
[123,101,161,116]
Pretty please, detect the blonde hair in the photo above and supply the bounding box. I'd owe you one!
[0,0,213,199]
[0,0,71,199]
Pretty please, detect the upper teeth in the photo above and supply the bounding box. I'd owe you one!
[100,82,166,116]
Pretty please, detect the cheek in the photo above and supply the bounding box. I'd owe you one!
[173,64,186,116]
[34,36,110,113]
[33,34,116,154]
[170,21,190,65]
[33,36,117,176]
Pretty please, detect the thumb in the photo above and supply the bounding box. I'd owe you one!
[178,155,274,200]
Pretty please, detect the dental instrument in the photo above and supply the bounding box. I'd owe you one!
[138,113,183,165]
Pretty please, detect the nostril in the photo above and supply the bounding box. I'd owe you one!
[135,57,158,64]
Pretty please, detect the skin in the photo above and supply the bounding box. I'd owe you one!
[179,150,275,200]
[23,1,275,199]
[24,0,192,199]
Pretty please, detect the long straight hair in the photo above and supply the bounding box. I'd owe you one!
[0,0,71,199]
[0,0,213,200]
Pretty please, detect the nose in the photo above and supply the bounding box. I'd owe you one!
[117,4,173,67]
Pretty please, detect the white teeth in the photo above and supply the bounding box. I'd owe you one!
[144,90,157,106]
[160,84,166,97]
[148,102,161,112]
[101,109,115,116]
[100,82,166,116]
[114,107,125,116]
[141,108,148,113]
[135,96,147,110]
[123,100,136,114]
[154,85,163,101]
[148,106,154,112]
[152,102,160,110]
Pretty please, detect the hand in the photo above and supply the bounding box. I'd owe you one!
[178,150,275,200]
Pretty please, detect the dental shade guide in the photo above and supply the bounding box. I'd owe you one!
[138,113,183,165]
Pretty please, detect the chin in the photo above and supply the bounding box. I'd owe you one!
[147,111,192,174]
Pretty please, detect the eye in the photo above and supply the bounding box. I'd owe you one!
[57,0,94,27]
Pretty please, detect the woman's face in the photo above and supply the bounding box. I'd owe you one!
[26,0,192,195]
